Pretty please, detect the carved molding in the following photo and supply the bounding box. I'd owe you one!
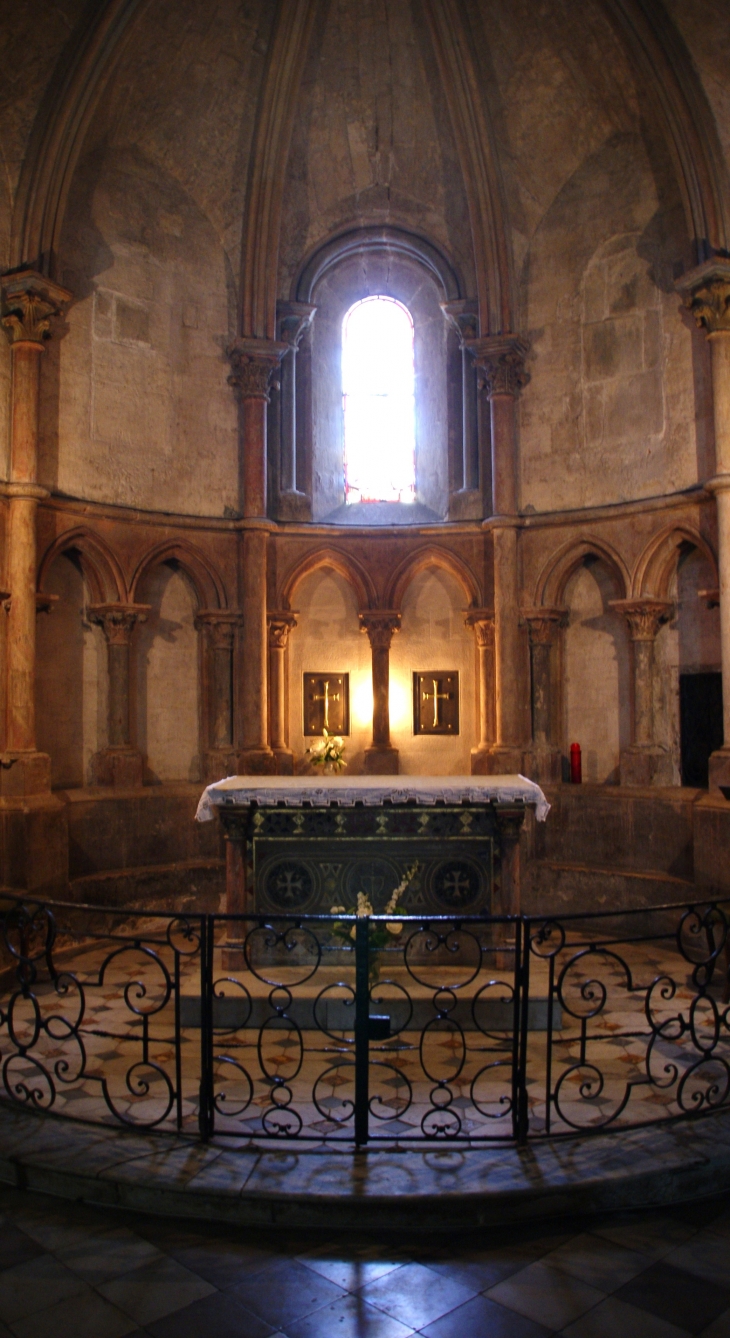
[359,610,402,650]
[441,299,479,344]
[195,609,241,651]
[87,602,150,645]
[227,338,289,401]
[267,609,298,650]
[522,606,568,646]
[464,607,495,648]
[277,301,316,348]
[1,270,72,345]
[466,333,530,398]
[609,598,674,641]
[676,258,730,335]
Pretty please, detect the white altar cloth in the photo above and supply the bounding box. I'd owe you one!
[195,774,550,824]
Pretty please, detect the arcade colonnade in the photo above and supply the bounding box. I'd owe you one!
[0,261,728,800]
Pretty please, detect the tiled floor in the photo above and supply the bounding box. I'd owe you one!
[0,1184,729,1336]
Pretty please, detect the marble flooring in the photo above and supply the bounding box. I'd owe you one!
[0,1181,729,1336]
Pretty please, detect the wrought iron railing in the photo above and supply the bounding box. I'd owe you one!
[0,891,728,1146]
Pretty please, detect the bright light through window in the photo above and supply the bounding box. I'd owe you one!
[342,296,416,504]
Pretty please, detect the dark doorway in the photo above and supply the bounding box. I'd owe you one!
[680,672,723,787]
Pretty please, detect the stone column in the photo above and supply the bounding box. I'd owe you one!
[1,271,71,795]
[359,611,401,775]
[610,598,673,786]
[522,607,567,783]
[268,610,297,775]
[228,340,286,776]
[195,610,240,784]
[277,302,315,495]
[464,608,494,772]
[468,335,530,774]
[678,259,730,789]
[87,603,149,787]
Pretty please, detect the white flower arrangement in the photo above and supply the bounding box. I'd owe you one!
[306,728,346,772]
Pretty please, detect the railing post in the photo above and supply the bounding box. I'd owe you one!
[516,915,531,1144]
[354,916,370,1146]
[198,914,214,1141]
[510,916,522,1141]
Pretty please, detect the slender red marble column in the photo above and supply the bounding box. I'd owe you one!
[1,272,71,795]
[359,611,401,775]
[610,598,674,787]
[268,610,297,774]
[88,603,150,787]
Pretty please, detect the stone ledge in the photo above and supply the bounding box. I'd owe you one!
[1,1101,730,1233]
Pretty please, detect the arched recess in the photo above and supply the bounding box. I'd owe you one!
[36,549,107,788]
[130,542,227,611]
[287,564,372,772]
[633,524,718,599]
[38,528,126,604]
[294,227,463,306]
[535,537,630,609]
[280,547,377,613]
[386,546,482,613]
[133,559,203,783]
[562,556,631,784]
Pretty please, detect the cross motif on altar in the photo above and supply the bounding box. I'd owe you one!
[303,673,350,735]
[413,671,460,735]
[312,679,339,730]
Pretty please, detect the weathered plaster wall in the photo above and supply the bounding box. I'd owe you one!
[288,569,372,771]
[390,569,475,775]
[563,561,630,783]
[520,138,702,512]
[279,0,473,297]
[134,565,201,783]
[663,0,730,176]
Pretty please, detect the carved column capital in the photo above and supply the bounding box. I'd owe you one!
[1,270,72,345]
[277,301,316,349]
[267,609,298,649]
[609,599,674,641]
[359,610,401,650]
[227,337,289,401]
[676,258,730,336]
[466,334,530,398]
[440,299,479,345]
[195,609,241,650]
[87,603,150,645]
[522,606,568,646]
[464,607,495,648]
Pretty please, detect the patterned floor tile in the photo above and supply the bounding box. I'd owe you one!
[615,1260,730,1335]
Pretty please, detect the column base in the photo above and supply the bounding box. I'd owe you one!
[471,745,524,776]
[0,790,68,896]
[709,747,730,794]
[0,751,51,797]
[90,747,144,788]
[273,749,294,776]
[237,748,277,776]
[522,747,562,784]
[202,749,238,786]
[619,745,673,787]
[363,747,400,775]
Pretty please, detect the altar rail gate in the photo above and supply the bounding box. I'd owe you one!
[0,895,729,1146]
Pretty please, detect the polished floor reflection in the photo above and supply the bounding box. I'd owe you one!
[0,1183,728,1336]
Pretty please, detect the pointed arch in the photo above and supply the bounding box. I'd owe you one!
[280,547,377,612]
[633,524,719,599]
[37,528,126,604]
[535,537,630,608]
[130,541,227,610]
[386,544,482,612]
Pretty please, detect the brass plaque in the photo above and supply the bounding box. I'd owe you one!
[413,671,459,735]
[303,673,350,736]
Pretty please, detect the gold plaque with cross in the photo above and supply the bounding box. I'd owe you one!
[303,673,350,736]
[413,671,459,735]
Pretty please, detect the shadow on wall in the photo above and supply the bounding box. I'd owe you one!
[134,562,201,783]
[563,557,630,783]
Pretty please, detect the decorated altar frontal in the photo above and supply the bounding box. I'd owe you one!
[196,775,549,918]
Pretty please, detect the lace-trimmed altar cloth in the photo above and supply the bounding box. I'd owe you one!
[195,774,550,824]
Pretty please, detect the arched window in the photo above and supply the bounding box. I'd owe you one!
[342,296,416,504]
